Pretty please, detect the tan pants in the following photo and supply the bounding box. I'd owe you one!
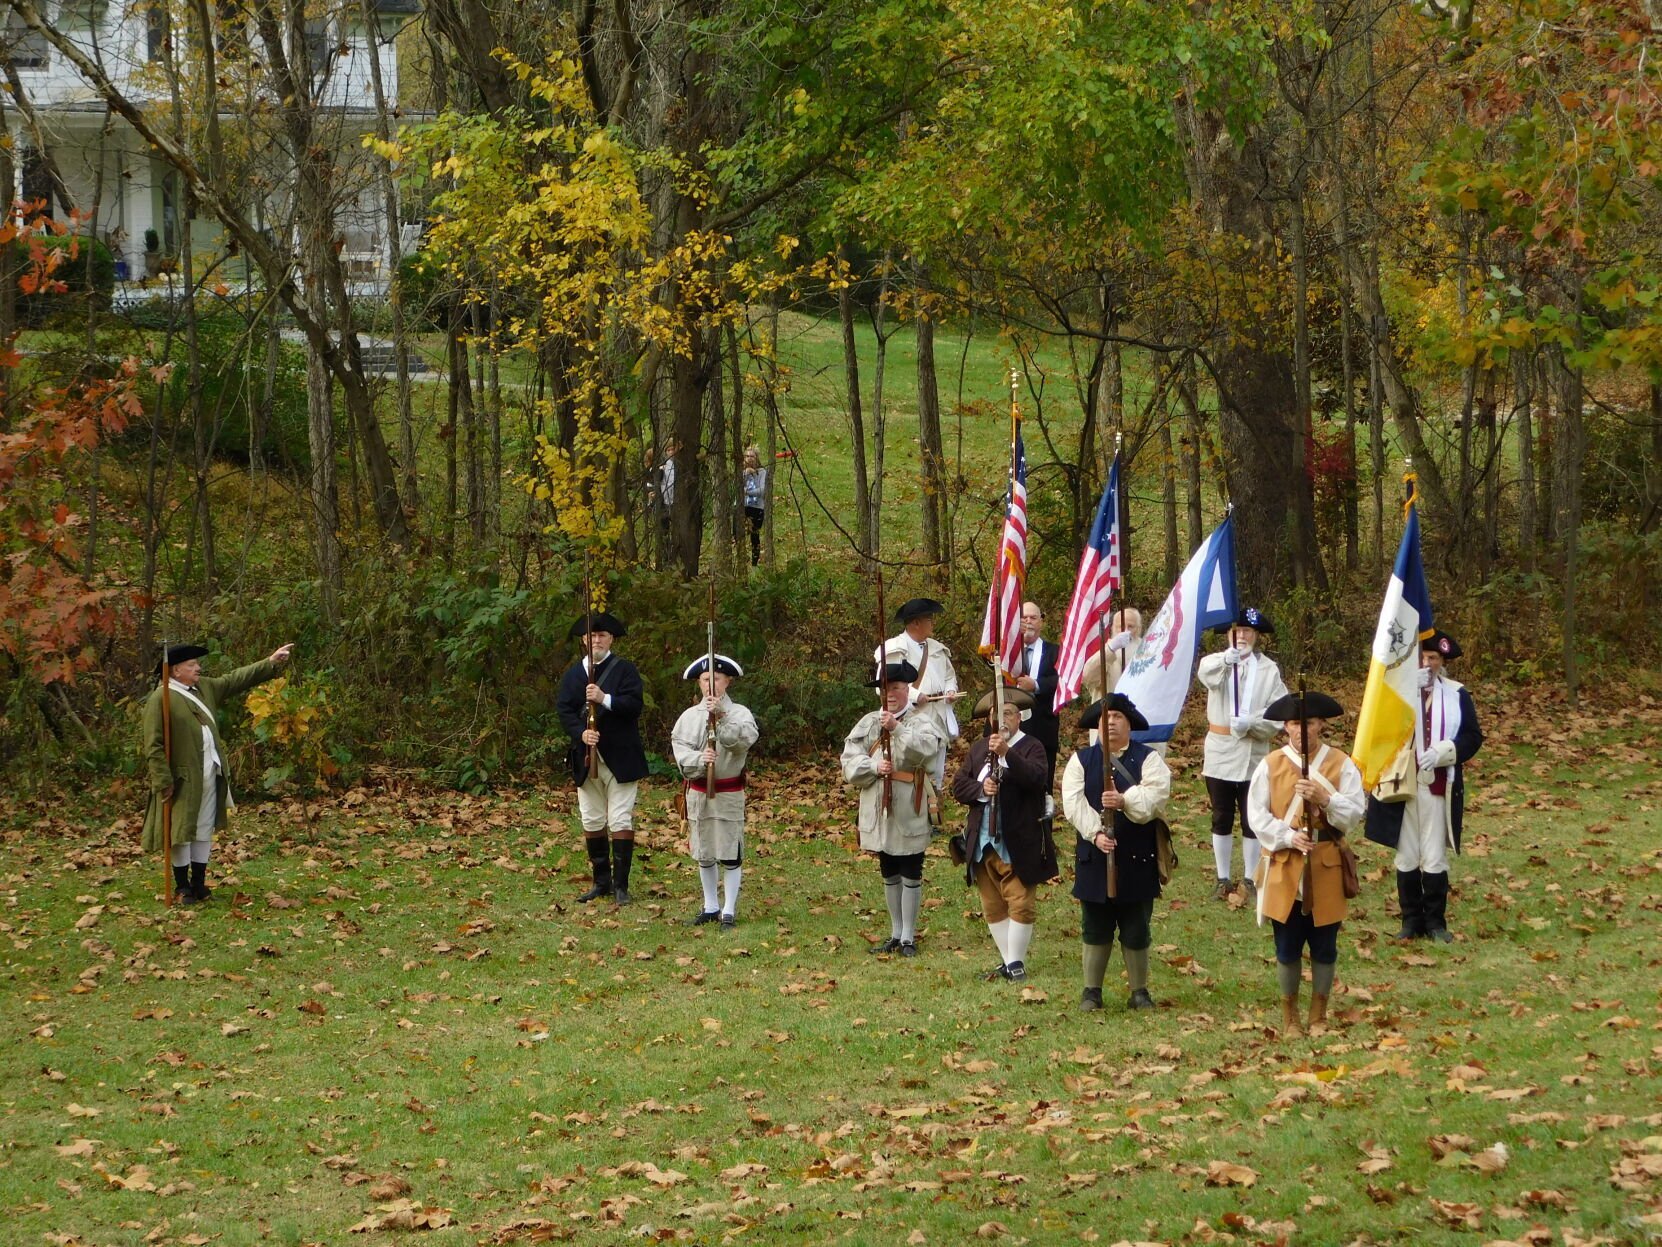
[975,853,1036,925]
[576,755,638,834]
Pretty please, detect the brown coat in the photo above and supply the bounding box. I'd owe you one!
[1257,748,1352,927]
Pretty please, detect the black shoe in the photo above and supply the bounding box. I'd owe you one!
[1004,961,1027,982]
[189,862,211,903]
[899,942,918,958]
[614,888,633,907]
[176,888,202,907]
[577,883,610,903]
[1427,927,1453,944]
[720,914,737,929]
[171,865,191,905]
[691,910,721,926]
[982,963,1011,982]
[1128,989,1155,1010]
[1079,987,1103,1012]
[868,937,902,955]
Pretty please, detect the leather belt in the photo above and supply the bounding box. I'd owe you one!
[686,774,746,795]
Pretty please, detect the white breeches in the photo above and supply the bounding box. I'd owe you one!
[576,756,638,834]
[1393,791,1451,874]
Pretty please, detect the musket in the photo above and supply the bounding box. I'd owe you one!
[704,581,718,797]
[1298,673,1315,913]
[582,551,598,779]
[160,637,174,908]
[1095,609,1118,900]
[875,569,893,817]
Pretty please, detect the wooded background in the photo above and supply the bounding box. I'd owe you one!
[2,0,1660,792]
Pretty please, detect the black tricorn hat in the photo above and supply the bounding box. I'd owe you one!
[1212,605,1273,635]
[1264,691,1344,721]
[894,598,945,624]
[683,654,745,680]
[569,612,627,639]
[1422,629,1462,660]
[1079,692,1150,733]
[972,688,1035,718]
[155,644,209,677]
[867,660,919,687]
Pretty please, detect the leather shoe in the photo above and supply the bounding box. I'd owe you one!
[1004,961,1027,982]
[1079,987,1103,1012]
[691,910,720,926]
[720,914,736,929]
[1128,988,1155,1010]
[613,888,633,906]
[1427,927,1453,944]
[577,884,609,903]
[899,942,918,958]
[867,937,902,955]
[982,963,1011,982]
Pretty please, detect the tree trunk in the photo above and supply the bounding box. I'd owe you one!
[1551,348,1585,706]
[916,300,946,580]
[1287,189,1324,590]
[362,0,418,525]
[1338,291,1360,570]
[867,255,894,563]
[1180,354,1204,554]
[304,229,342,625]
[1515,351,1536,567]
[839,266,872,562]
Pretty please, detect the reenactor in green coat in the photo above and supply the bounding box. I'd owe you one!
[140,642,294,904]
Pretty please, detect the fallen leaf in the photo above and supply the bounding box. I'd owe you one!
[1205,1161,1258,1187]
[1429,1198,1482,1229]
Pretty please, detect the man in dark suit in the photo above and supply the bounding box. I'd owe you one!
[951,689,1058,982]
[557,611,650,905]
[1012,600,1061,788]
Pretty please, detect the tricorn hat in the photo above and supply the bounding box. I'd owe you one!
[972,687,1035,719]
[1213,605,1273,635]
[155,643,209,678]
[1421,629,1462,660]
[1079,692,1150,733]
[569,612,627,639]
[867,660,919,687]
[894,598,945,624]
[683,654,745,680]
[1264,691,1344,721]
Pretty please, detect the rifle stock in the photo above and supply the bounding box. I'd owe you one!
[705,582,718,795]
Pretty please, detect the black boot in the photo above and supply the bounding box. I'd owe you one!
[189,861,211,903]
[1423,871,1453,943]
[577,836,612,902]
[172,865,196,906]
[611,838,635,905]
[1394,870,1425,940]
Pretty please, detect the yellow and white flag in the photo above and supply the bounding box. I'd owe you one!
[1353,504,1434,789]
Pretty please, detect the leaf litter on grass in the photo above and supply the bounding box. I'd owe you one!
[4,677,1662,1243]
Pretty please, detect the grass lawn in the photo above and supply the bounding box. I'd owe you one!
[5,672,1661,1245]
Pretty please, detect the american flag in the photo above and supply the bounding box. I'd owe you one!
[1052,456,1121,712]
[978,431,1028,674]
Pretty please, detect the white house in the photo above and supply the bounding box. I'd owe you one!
[3,0,421,291]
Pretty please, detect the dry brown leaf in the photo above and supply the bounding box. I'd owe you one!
[369,1176,412,1200]
[347,1198,454,1232]
[1205,1160,1258,1187]
[975,1223,1007,1239]
[1429,1198,1482,1229]
[65,1103,100,1118]
[54,1137,98,1157]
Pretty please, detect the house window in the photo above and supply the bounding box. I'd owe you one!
[305,18,332,79]
[60,0,110,30]
[146,4,167,61]
[4,16,50,69]
[20,149,64,220]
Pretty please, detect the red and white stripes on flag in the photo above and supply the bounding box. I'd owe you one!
[978,432,1028,673]
[1052,456,1121,712]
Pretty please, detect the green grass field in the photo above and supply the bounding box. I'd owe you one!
[5,673,1660,1245]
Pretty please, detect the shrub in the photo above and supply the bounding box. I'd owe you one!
[11,233,115,326]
